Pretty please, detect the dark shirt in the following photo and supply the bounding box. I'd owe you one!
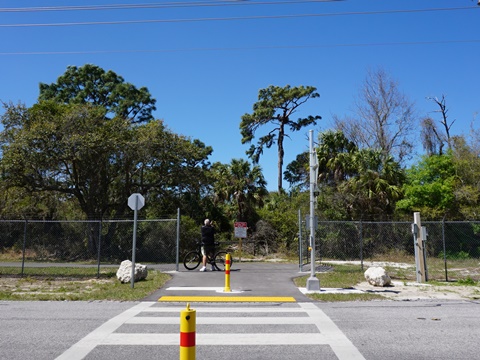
[201,225,215,245]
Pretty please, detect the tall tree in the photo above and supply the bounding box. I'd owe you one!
[450,135,480,220]
[340,149,405,220]
[38,64,157,123]
[240,85,321,192]
[426,95,455,152]
[396,153,457,220]
[0,102,212,220]
[0,102,123,220]
[284,130,357,191]
[210,159,268,224]
[316,130,357,186]
[420,116,445,156]
[284,151,309,191]
[334,68,416,165]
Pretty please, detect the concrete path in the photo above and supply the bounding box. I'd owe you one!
[145,262,314,302]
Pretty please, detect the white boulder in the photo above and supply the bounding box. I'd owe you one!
[364,266,391,287]
[116,260,148,283]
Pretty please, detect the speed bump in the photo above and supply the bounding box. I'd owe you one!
[159,296,296,303]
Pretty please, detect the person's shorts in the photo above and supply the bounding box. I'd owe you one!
[201,244,215,257]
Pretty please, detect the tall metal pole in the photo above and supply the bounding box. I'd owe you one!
[306,130,320,291]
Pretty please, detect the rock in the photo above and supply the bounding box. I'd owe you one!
[116,260,148,283]
[364,266,391,287]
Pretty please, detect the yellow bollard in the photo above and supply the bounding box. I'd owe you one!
[224,253,231,292]
[180,303,196,360]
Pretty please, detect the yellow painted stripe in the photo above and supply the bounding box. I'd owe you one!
[158,296,296,303]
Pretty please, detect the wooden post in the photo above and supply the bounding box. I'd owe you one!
[413,212,426,283]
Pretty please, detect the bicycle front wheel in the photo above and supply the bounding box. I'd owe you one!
[214,251,234,271]
[183,251,202,270]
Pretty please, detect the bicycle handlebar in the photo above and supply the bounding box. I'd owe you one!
[196,240,220,246]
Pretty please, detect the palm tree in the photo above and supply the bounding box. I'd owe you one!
[316,130,357,186]
[211,159,268,223]
[284,130,356,191]
[341,149,405,220]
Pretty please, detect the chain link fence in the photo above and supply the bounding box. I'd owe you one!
[299,219,480,282]
[0,217,180,274]
[3,216,480,282]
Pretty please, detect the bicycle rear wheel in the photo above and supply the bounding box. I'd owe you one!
[183,251,202,270]
[214,251,234,271]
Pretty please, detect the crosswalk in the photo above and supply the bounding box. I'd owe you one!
[56,302,366,360]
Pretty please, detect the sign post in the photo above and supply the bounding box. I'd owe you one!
[234,222,247,238]
[234,222,247,262]
[128,193,145,289]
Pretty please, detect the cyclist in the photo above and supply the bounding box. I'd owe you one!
[199,218,215,271]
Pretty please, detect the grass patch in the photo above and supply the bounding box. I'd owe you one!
[457,276,478,286]
[429,277,479,287]
[295,264,366,288]
[0,266,117,278]
[294,264,386,301]
[0,266,170,301]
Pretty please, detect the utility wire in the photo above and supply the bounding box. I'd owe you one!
[0,6,477,27]
[1,39,478,56]
[0,0,344,12]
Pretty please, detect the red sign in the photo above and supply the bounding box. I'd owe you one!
[234,222,247,238]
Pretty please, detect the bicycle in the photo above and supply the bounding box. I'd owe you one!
[183,241,233,271]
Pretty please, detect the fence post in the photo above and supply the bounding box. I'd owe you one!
[21,219,27,277]
[359,221,363,272]
[442,218,448,282]
[97,220,102,278]
[176,208,180,272]
[298,209,303,272]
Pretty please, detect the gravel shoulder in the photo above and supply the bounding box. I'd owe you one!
[323,260,480,301]
[354,280,480,301]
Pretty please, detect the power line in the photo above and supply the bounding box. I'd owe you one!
[0,6,477,27]
[1,39,478,56]
[0,0,344,12]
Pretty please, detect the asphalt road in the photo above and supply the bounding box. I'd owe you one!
[2,299,479,360]
[1,262,480,359]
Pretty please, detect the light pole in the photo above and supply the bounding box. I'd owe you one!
[306,129,320,291]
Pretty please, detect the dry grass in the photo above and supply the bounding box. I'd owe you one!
[0,266,170,301]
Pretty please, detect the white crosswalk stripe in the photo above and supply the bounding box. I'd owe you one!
[126,316,315,324]
[56,301,366,360]
[102,333,329,346]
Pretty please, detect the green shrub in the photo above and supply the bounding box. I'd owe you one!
[438,250,470,260]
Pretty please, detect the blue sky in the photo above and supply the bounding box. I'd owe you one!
[0,0,479,191]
